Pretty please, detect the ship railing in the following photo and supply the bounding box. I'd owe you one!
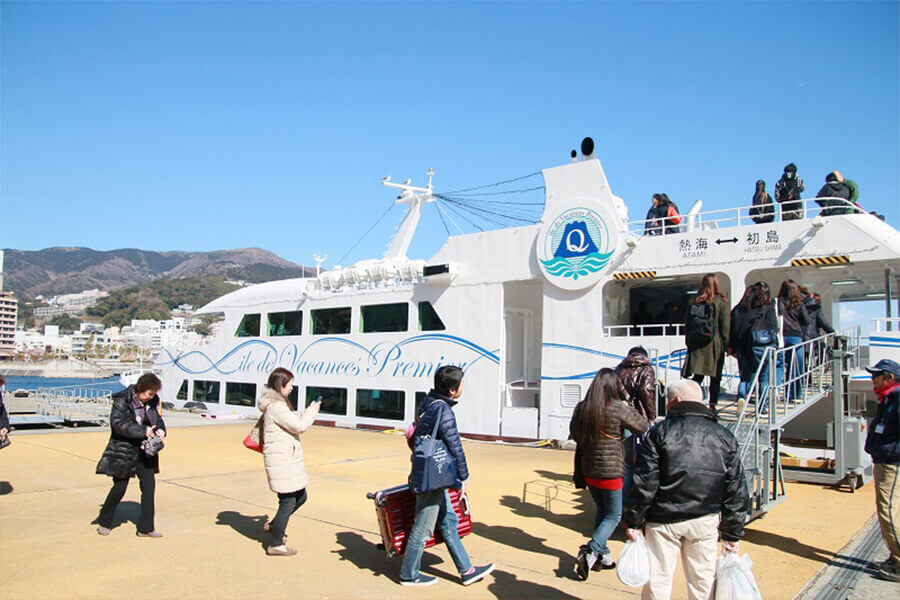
[872,317,900,333]
[33,386,113,425]
[603,323,684,337]
[626,197,864,237]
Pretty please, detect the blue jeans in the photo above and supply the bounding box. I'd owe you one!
[399,488,472,581]
[748,345,782,411]
[784,336,804,400]
[587,486,622,556]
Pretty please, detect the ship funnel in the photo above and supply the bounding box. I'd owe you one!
[581,137,595,160]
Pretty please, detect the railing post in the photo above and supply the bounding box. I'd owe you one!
[832,341,847,482]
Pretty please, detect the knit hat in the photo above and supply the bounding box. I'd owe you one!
[784,163,797,174]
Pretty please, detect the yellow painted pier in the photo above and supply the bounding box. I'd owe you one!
[0,423,878,599]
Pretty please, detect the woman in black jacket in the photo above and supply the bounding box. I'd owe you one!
[778,280,811,401]
[730,282,779,409]
[399,366,494,587]
[570,369,648,580]
[0,375,10,443]
[750,180,775,224]
[95,373,167,537]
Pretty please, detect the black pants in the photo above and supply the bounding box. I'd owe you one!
[270,488,308,546]
[692,374,721,408]
[98,460,156,533]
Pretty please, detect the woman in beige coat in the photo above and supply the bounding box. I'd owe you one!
[258,367,320,556]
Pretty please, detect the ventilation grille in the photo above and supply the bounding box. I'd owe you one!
[560,384,582,408]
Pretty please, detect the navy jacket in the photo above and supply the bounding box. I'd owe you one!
[866,386,900,465]
[0,391,9,430]
[413,391,469,482]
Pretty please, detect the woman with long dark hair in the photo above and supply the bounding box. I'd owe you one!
[682,274,731,412]
[750,180,775,224]
[569,368,648,581]
[258,367,320,556]
[729,282,779,408]
[777,280,810,401]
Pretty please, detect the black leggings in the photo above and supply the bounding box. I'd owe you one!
[692,374,721,408]
[270,488,308,546]
[98,460,156,533]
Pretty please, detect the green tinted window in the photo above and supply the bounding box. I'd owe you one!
[288,386,299,410]
[176,379,188,401]
[193,380,220,404]
[268,311,303,336]
[311,307,351,335]
[418,302,445,331]
[356,389,405,421]
[225,382,256,407]
[235,314,261,337]
[361,303,408,333]
[306,386,348,416]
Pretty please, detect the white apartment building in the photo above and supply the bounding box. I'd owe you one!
[121,317,202,352]
[0,251,18,358]
[15,325,71,356]
[34,289,109,317]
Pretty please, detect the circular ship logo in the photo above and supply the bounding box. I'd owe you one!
[538,206,616,290]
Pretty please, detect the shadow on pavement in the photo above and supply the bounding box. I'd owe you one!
[744,528,839,564]
[215,511,268,547]
[472,522,579,580]
[499,494,599,538]
[90,500,140,530]
[487,569,582,600]
[331,531,443,584]
[0,481,13,495]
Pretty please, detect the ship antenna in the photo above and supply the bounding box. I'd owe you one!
[382,167,435,258]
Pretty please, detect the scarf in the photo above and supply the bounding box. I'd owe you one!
[874,382,900,402]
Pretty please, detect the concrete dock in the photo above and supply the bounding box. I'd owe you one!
[0,422,887,599]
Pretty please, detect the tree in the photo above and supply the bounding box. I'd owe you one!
[49,314,81,334]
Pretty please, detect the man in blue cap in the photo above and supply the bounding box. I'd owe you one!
[865,359,900,582]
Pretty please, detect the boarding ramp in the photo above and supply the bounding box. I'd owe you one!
[31,387,113,427]
[716,330,866,520]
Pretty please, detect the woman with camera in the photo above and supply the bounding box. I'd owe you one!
[258,367,320,556]
[95,373,167,537]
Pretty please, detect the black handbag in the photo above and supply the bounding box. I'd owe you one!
[409,403,459,495]
[0,434,10,450]
[141,436,164,456]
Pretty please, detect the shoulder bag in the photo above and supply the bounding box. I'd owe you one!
[409,403,459,494]
[243,415,265,453]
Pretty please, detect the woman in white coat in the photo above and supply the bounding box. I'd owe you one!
[258,367,320,556]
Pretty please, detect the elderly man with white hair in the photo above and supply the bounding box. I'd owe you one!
[624,379,749,600]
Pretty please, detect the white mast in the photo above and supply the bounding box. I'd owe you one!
[382,167,434,258]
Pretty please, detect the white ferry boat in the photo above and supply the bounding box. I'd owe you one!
[155,146,900,450]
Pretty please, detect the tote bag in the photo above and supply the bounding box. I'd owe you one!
[409,403,459,494]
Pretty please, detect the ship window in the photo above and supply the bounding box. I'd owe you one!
[288,386,299,410]
[235,314,261,337]
[225,382,256,407]
[361,303,408,333]
[193,380,220,404]
[306,386,348,416]
[356,388,405,421]
[312,307,351,335]
[418,302,445,331]
[268,311,303,336]
[176,379,188,401]
[415,391,428,413]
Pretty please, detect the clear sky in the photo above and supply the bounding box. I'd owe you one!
[2,0,898,276]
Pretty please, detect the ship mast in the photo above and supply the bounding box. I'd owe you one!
[382,167,434,258]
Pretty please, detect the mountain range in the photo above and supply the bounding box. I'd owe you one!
[2,247,313,298]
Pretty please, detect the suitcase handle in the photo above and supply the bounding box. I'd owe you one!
[459,492,470,516]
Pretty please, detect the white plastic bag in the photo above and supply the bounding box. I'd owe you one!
[616,537,651,588]
[714,552,763,600]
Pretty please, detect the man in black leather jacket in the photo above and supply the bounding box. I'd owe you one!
[625,379,749,600]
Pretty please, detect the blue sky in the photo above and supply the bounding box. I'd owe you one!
[2,0,898,277]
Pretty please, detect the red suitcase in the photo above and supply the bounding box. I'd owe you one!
[366,484,472,558]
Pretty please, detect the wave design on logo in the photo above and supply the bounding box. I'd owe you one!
[156,339,279,375]
[540,250,614,280]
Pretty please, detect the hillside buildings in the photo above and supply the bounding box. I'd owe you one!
[34,289,109,317]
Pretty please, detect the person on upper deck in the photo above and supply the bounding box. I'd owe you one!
[777,280,810,401]
[682,274,730,414]
[775,163,805,220]
[750,180,775,224]
[645,194,663,236]
[729,282,779,409]
[816,172,854,216]
[832,170,860,206]
[657,193,682,234]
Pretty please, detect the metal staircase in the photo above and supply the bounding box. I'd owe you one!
[714,332,860,519]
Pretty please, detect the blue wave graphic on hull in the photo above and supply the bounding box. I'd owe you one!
[540,251,613,280]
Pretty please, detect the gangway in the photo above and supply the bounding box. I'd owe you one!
[714,330,868,520]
